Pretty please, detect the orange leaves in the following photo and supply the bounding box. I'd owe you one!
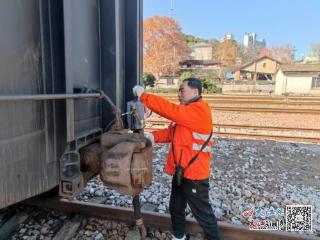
[143,16,190,79]
[216,40,239,65]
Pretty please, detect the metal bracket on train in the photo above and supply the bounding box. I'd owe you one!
[59,128,102,199]
[59,150,82,199]
[59,87,121,200]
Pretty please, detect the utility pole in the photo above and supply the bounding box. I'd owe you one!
[170,0,175,76]
[170,0,174,18]
[291,45,297,62]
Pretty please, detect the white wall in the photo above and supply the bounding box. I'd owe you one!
[156,77,179,89]
[275,70,285,95]
[286,76,312,93]
[192,47,212,60]
[275,70,313,95]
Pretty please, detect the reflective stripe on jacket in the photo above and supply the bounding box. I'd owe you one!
[140,93,213,180]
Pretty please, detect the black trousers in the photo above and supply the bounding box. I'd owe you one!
[169,178,220,240]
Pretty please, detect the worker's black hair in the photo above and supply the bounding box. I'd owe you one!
[183,77,202,95]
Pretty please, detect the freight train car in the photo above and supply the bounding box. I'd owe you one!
[0,0,143,208]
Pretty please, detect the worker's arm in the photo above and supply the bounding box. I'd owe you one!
[151,124,174,143]
[140,93,209,132]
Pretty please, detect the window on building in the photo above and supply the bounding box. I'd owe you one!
[263,63,266,68]
[311,77,320,89]
[167,79,174,85]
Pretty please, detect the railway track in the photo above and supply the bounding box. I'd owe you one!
[0,196,309,240]
[145,95,320,144]
[155,95,320,111]
[157,94,320,105]
[2,176,319,240]
[146,120,320,143]
[210,106,320,114]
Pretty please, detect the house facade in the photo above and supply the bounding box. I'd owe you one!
[275,64,320,95]
[232,56,280,81]
[191,42,213,61]
[180,60,223,83]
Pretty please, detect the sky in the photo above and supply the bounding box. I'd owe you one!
[143,0,320,60]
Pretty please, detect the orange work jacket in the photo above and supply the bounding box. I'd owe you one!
[140,93,213,180]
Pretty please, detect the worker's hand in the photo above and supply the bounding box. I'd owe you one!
[132,85,144,98]
[144,132,154,145]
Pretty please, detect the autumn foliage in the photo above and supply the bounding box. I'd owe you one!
[143,16,190,79]
[258,45,294,64]
[216,40,239,65]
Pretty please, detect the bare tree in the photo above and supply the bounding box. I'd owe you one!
[258,45,294,64]
[310,43,320,59]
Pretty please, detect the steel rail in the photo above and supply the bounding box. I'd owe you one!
[147,120,320,132]
[146,127,320,143]
[145,120,320,143]
[214,132,320,143]
[156,94,320,105]
[211,106,320,114]
[25,197,318,240]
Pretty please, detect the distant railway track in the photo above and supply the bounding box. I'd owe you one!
[146,119,320,144]
[154,94,320,113]
[210,106,320,114]
[157,94,320,105]
[144,95,320,144]
[23,196,317,240]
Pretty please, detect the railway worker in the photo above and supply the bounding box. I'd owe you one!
[133,78,220,240]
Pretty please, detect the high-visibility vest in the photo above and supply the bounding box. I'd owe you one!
[140,93,213,180]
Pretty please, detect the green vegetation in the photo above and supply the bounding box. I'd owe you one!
[179,71,195,82]
[184,34,208,47]
[200,78,222,94]
[179,71,221,94]
[142,72,156,88]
